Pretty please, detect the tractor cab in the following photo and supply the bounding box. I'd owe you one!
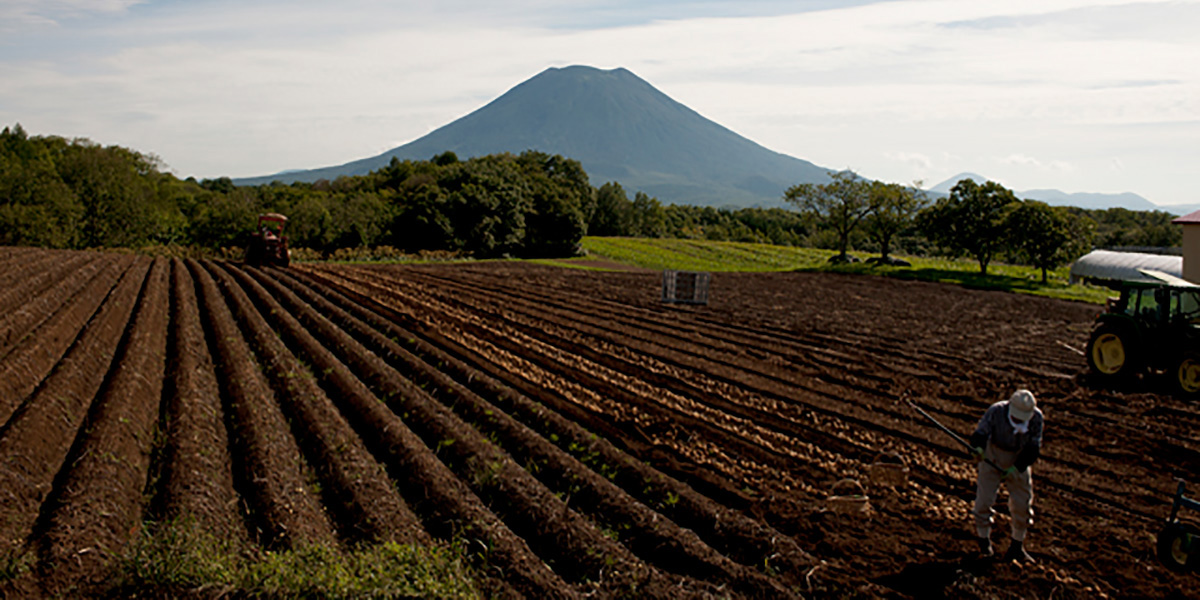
[257,213,287,237]
[1087,269,1200,394]
[1112,283,1200,329]
[245,213,290,267]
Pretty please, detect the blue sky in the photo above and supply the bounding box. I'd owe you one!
[2,0,1197,206]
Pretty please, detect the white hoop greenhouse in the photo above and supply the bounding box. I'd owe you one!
[1069,250,1182,285]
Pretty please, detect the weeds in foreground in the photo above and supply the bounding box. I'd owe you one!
[113,518,480,599]
[0,544,31,583]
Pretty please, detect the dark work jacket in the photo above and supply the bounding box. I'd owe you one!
[969,400,1044,471]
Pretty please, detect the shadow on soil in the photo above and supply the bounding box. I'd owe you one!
[873,556,997,599]
[800,264,1103,302]
[874,268,1052,294]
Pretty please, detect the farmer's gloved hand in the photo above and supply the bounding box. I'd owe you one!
[1001,466,1018,479]
[970,447,985,461]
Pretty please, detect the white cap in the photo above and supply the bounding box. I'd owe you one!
[1008,389,1036,421]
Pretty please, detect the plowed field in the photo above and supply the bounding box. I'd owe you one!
[0,247,1195,599]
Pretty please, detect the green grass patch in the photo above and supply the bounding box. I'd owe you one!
[581,237,834,272]
[580,237,1113,304]
[526,257,617,271]
[112,518,480,599]
[0,545,31,583]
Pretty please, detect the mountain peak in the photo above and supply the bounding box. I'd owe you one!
[233,65,831,207]
[930,172,989,194]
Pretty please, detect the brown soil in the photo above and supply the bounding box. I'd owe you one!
[1,249,1196,599]
[299,260,1196,599]
[149,258,242,538]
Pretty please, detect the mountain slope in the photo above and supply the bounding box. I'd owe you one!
[234,66,832,207]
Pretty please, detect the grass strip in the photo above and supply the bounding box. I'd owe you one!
[580,237,1113,304]
[112,518,480,599]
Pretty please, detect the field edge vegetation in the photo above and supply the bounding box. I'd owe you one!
[577,237,1113,304]
[109,517,481,599]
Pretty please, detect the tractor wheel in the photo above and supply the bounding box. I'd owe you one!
[244,242,261,267]
[1174,354,1200,397]
[1085,324,1139,380]
[1156,521,1199,572]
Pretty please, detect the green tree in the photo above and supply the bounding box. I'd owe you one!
[629,192,666,237]
[282,191,337,251]
[391,181,453,252]
[863,181,928,263]
[57,141,160,248]
[1006,200,1093,282]
[918,178,1017,274]
[589,182,633,236]
[188,188,259,249]
[1072,207,1181,249]
[517,151,588,257]
[432,151,459,167]
[784,170,872,261]
[438,156,528,257]
[329,192,388,249]
[0,126,83,247]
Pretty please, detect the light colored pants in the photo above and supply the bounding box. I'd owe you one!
[973,444,1034,541]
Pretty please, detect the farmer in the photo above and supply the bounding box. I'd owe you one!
[969,389,1043,562]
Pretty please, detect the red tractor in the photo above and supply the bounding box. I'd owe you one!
[244,213,290,267]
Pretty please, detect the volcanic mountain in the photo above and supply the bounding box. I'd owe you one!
[234,66,833,207]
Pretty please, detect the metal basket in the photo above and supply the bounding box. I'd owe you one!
[868,462,910,487]
[826,478,870,513]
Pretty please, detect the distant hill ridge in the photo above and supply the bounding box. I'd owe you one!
[233,65,833,207]
[930,172,1193,214]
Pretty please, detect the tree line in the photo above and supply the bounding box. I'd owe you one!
[0,124,594,258]
[0,123,1183,274]
[597,172,1180,282]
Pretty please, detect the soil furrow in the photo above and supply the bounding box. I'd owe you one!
[425,265,1085,378]
[31,257,170,596]
[293,266,817,577]
[266,267,796,598]
[0,252,97,325]
[3,251,1182,598]
[322,270,906,490]
[401,268,961,388]
[190,260,336,549]
[334,268,935,449]
[218,266,576,600]
[304,262,1172,598]
[234,266,699,597]
[209,262,427,547]
[359,266,1170,527]
[0,248,64,293]
[0,252,111,360]
[393,268,999,425]
[148,259,242,538]
[0,255,133,424]
[0,256,150,587]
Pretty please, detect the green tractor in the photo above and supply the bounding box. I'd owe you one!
[1086,269,1200,395]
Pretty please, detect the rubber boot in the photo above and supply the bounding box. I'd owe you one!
[1003,539,1034,563]
[977,537,993,557]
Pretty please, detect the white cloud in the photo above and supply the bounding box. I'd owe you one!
[1000,154,1073,172]
[0,0,1198,203]
[0,0,146,32]
[885,152,933,170]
